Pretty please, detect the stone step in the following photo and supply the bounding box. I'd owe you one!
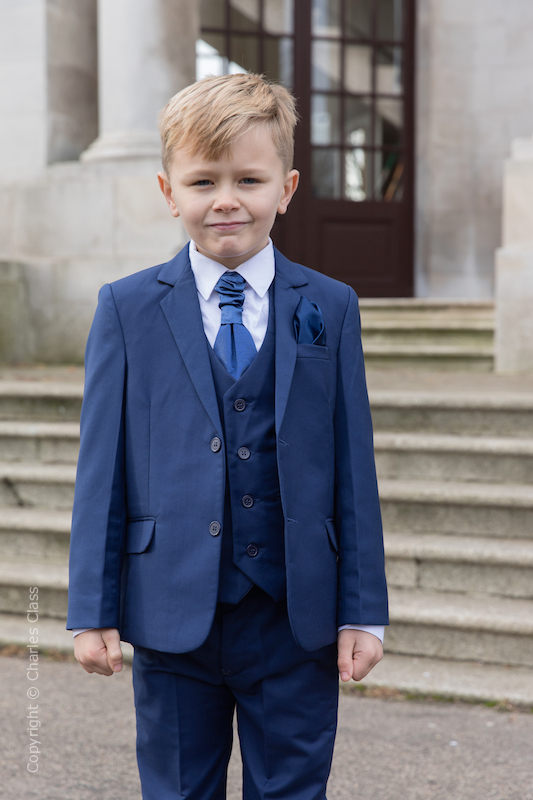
[361,317,494,330]
[2,564,531,668]
[363,344,494,371]
[359,653,533,707]
[0,611,75,653]
[370,390,533,437]
[0,381,82,421]
[380,478,533,538]
[374,432,533,484]
[360,313,494,349]
[362,324,493,348]
[385,532,533,599]
[0,560,68,619]
[359,299,494,318]
[1,610,530,706]
[388,587,533,667]
[0,420,79,462]
[359,300,495,366]
[0,506,71,561]
[0,612,134,662]
[0,462,76,509]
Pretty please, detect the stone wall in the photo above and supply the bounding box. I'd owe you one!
[416,0,533,298]
[0,0,198,363]
[0,0,98,180]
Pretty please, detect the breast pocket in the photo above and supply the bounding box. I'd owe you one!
[125,517,156,554]
[296,343,330,360]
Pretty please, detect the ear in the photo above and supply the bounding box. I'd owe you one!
[277,169,299,215]
[157,171,180,218]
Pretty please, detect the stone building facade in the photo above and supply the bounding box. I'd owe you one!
[1,0,533,363]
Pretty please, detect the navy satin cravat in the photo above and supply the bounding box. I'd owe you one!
[213,271,257,379]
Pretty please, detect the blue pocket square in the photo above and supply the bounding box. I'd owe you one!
[293,296,326,346]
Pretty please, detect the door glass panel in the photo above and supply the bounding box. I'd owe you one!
[264,0,294,34]
[377,0,403,41]
[312,41,341,90]
[312,94,341,145]
[230,0,260,30]
[375,150,404,200]
[376,98,403,147]
[200,0,225,27]
[312,149,341,198]
[229,35,260,73]
[345,0,373,40]
[264,36,294,87]
[312,0,341,36]
[344,45,373,93]
[196,36,228,79]
[345,148,370,201]
[376,46,403,94]
[345,97,372,147]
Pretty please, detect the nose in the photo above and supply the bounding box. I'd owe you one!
[212,185,240,213]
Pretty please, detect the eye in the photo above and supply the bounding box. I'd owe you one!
[193,179,212,187]
[240,177,258,185]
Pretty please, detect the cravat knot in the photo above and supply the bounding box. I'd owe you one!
[214,271,246,324]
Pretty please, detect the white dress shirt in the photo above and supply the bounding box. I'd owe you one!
[73,239,384,645]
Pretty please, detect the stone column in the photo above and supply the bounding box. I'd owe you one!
[495,136,533,372]
[82,0,199,162]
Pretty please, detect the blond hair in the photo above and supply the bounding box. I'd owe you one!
[158,73,298,175]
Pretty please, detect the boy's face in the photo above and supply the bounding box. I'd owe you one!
[158,124,299,269]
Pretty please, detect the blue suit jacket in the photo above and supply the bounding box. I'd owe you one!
[67,244,388,652]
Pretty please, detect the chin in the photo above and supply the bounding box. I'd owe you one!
[215,244,250,259]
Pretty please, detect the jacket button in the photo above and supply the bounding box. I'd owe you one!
[246,543,259,557]
[242,494,254,508]
[210,436,222,453]
[238,446,251,460]
[209,521,221,536]
[234,398,246,412]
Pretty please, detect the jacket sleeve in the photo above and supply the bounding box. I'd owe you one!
[66,283,127,629]
[334,285,389,626]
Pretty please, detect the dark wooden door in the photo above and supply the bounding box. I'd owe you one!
[198,0,415,296]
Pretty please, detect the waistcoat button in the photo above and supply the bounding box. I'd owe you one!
[238,446,251,460]
[209,521,221,536]
[246,543,259,557]
[242,494,254,508]
[210,436,222,453]
[234,398,246,412]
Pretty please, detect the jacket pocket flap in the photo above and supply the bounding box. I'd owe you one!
[125,518,155,554]
[325,518,338,553]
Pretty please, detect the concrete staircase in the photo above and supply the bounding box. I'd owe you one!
[366,376,533,705]
[0,376,82,653]
[0,357,533,705]
[359,299,495,371]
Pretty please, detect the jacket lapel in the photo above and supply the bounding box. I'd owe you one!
[273,247,309,436]
[157,243,309,439]
[158,246,222,434]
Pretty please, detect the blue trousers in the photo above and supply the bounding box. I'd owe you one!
[131,585,339,799]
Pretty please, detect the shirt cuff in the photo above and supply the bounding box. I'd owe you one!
[337,624,385,644]
[71,628,94,637]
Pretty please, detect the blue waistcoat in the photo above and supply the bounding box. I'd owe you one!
[207,284,286,605]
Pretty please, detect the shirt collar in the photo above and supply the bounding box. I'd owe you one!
[188,239,275,301]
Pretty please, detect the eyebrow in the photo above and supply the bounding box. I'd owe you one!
[181,164,271,179]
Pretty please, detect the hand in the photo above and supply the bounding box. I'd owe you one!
[337,629,383,682]
[74,628,123,676]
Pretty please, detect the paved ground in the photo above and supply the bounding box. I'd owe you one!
[3,652,533,800]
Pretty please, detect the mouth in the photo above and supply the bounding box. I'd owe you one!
[208,221,248,232]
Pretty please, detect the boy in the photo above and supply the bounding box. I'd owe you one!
[67,73,388,799]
